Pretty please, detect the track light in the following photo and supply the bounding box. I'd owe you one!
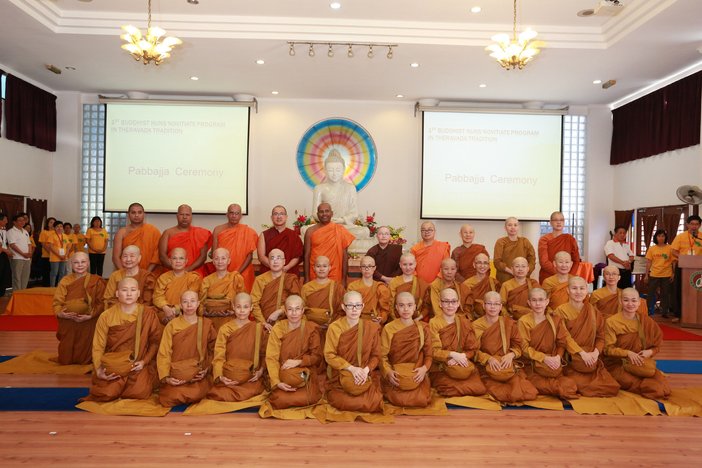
[289,43,295,56]
[367,45,374,58]
[387,46,393,59]
[308,44,315,57]
[287,41,397,60]
[328,44,334,58]
[347,45,354,58]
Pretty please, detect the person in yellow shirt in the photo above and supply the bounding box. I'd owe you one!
[72,223,87,253]
[644,229,675,318]
[38,217,56,286]
[86,216,108,276]
[47,221,72,286]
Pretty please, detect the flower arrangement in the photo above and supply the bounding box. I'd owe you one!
[293,210,315,228]
[387,225,407,245]
[355,212,378,237]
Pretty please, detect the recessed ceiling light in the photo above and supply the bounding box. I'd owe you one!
[271,91,279,95]
[190,76,199,81]
[593,79,602,84]
[479,83,487,88]
[330,2,341,9]
[65,66,76,71]
[187,0,200,5]
[396,94,404,98]
[410,62,420,68]
[470,6,482,13]
[256,59,265,65]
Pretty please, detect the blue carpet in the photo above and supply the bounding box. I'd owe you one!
[657,360,702,374]
[0,356,14,363]
[0,387,86,411]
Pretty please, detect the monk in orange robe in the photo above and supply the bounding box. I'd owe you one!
[451,224,489,282]
[208,293,268,402]
[604,288,671,399]
[541,251,574,310]
[426,258,470,320]
[301,255,346,327]
[103,245,156,310]
[538,211,581,283]
[410,221,450,284]
[53,252,106,365]
[304,203,355,285]
[212,203,259,290]
[200,248,246,330]
[473,291,538,403]
[112,202,161,272]
[157,291,217,407]
[159,204,212,278]
[258,205,303,275]
[347,256,391,325]
[463,253,500,319]
[251,249,302,330]
[590,265,622,318]
[152,248,202,325]
[499,257,540,320]
[82,278,162,402]
[553,277,620,397]
[388,253,429,321]
[381,292,433,408]
[493,217,536,284]
[323,291,384,414]
[429,288,486,397]
[518,288,580,399]
[266,295,324,410]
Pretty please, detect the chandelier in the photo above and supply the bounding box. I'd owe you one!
[485,0,544,70]
[120,0,182,65]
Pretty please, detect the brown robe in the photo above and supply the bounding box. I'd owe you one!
[382,321,433,408]
[82,307,161,402]
[590,288,621,318]
[542,275,571,310]
[347,279,391,324]
[503,279,540,320]
[253,273,302,323]
[208,321,269,402]
[54,274,106,365]
[158,318,217,407]
[556,303,620,397]
[104,268,157,310]
[200,271,246,331]
[464,275,501,319]
[430,316,487,397]
[452,243,490,282]
[301,280,346,326]
[389,276,429,321]
[325,321,384,413]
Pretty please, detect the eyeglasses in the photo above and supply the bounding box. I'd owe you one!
[344,303,364,310]
[484,302,502,307]
[360,265,376,269]
[440,299,459,305]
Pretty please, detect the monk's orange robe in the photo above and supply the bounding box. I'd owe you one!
[553,302,620,397]
[388,275,429,321]
[216,224,258,290]
[542,274,573,310]
[156,316,217,407]
[208,320,269,402]
[309,223,355,282]
[324,318,384,413]
[518,314,580,399]
[301,280,346,326]
[82,305,161,402]
[103,268,157,310]
[429,315,486,397]
[590,287,648,319]
[347,279,391,325]
[260,227,303,274]
[427,278,470,320]
[451,243,489,281]
[473,316,538,403]
[266,319,323,409]
[123,224,162,270]
[152,271,202,324]
[604,312,671,399]
[167,227,213,278]
[380,319,433,408]
[199,271,246,330]
[52,273,107,365]
[251,272,302,324]
[410,240,451,284]
[499,278,540,320]
[538,233,581,283]
[463,275,501,319]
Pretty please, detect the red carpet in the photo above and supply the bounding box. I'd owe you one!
[0,315,58,331]
[659,323,702,341]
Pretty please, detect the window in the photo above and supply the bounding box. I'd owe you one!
[1,73,6,99]
[81,104,126,244]
[540,115,586,252]
[635,205,686,256]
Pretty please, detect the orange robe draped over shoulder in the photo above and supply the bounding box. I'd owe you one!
[152,271,202,323]
[200,271,246,330]
[104,268,157,310]
[500,278,540,320]
[542,275,572,310]
[451,244,489,281]
[167,227,213,278]
[217,224,258,290]
[123,224,162,270]
[309,223,355,282]
[538,233,581,283]
[301,280,345,326]
[347,279,391,324]
[410,241,450,284]
[463,275,501,319]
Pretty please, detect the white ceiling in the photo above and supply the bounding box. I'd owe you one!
[1,0,701,105]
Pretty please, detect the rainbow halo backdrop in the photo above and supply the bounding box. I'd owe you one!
[296,118,377,191]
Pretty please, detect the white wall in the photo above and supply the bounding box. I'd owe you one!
[50,92,82,223]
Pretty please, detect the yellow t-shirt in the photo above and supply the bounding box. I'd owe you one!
[73,232,87,253]
[645,244,674,278]
[48,232,72,262]
[671,231,702,256]
[39,229,51,258]
[86,228,108,254]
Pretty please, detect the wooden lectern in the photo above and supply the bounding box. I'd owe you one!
[678,255,702,328]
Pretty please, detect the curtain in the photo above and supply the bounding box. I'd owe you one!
[640,214,658,248]
[0,193,24,221]
[4,74,57,151]
[614,210,634,232]
[610,70,702,165]
[0,69,4,133]
[25,198,47,244]
[663,211,683,241]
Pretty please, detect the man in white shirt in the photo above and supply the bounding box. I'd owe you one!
[0,214,12,296]
[604,225,635,289]
[7,213,32,291]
